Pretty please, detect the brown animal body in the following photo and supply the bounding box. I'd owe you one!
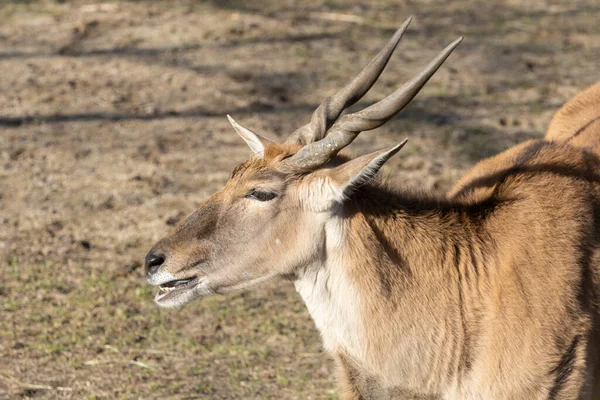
[145,18,600,399]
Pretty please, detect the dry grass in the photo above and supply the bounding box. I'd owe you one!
[1,0,599,398]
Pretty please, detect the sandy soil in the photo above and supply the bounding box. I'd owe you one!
[1,0,599,398]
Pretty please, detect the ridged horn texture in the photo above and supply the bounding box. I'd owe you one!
[284,21,462,172]
[285,17,413,146]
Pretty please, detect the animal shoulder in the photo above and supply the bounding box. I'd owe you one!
[448,139,600,204]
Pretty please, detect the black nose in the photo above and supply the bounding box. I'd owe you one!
[145,252,165,276]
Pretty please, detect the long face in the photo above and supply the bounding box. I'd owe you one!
[144,18,459,308]
[146,147,330,308]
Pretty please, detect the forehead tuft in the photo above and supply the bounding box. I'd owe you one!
[263,143,301,161]
[231,143,301,178]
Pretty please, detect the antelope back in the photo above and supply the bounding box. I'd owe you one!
[448,81,600,200]
[546,81,600,152]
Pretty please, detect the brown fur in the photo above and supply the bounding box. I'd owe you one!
[547,81,600,152]
[148,82,600,399]
[440,81,600,399]
[337,142,599,398]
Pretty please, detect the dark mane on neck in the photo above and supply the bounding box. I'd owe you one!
[347,178,500,222]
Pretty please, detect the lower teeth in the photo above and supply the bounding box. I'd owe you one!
[158,279,194,295]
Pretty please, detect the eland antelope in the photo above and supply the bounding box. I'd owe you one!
[145,17,600,399]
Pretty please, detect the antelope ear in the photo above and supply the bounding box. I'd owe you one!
[324,140,408,201]
[227,115,274,157]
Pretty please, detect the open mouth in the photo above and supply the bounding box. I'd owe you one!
[155,277,198,301]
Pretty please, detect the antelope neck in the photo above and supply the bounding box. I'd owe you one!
[294,191,489,392]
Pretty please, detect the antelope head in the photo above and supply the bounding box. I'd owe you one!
[145,18,461,308]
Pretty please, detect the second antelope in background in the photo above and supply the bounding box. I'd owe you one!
[145,17,600,400]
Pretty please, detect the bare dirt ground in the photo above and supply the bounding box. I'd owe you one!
[0,0,598,398]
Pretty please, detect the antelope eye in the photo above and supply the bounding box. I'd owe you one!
[245,189,278,202]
